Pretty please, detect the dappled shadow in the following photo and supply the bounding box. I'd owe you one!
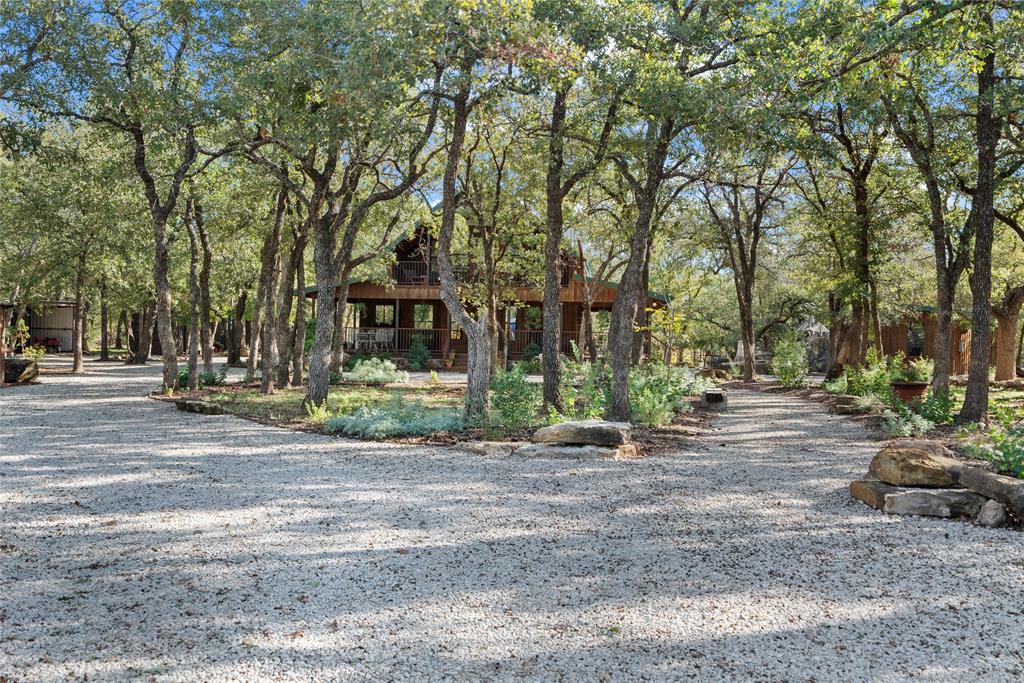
[2,361,1023,680]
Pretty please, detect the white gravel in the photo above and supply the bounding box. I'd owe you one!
[2,358,1023,682]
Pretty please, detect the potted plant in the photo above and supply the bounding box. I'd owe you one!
[444,350,456,369]
[891,357,932,403]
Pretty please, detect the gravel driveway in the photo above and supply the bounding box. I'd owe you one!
[2,359,1022,682]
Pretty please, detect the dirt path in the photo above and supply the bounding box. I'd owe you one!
[2,360,1022,681]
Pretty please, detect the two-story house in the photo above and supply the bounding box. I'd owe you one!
[304,227,667,370]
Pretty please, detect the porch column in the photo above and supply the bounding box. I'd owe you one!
[394,297,399,352]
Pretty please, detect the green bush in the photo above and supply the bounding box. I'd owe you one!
[522,340,541,362]
[914,389,956,425]
[407,334,430,370]
[846,349,894,403]
[770,330,808,388]
[822,375,848,394]
[559,356,608,420]
[178,365,228,389]
[882,403,935,437]
[628,362,700,427]
[21,345,46,361]
[893,356,933,383]
[325,395,463,438]
[346,357,409,385]
[964,406,1024,478]
[489,364,542,432]
[344,351,389,371]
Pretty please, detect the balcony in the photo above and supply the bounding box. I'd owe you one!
[391,256,567,288]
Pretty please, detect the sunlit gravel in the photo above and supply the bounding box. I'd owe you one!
[2,358,1022,681]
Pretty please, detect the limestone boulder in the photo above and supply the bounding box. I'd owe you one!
[975,499,1009,528]
[882,489,986,519]
[4,357,39,384]
[849,477,900,510]
[174,399,225,415]
[514,443,638,460]
[532,420,631,446]
[958,467,1024,520]
[457,441,524,457]
[868,441,962,487]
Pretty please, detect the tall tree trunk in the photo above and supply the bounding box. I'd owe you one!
[292,262,307,387]
[131,302,156,364]
[738,285,755,382]
[631,236,654,366]
[960,44,1000,423]
[185,200,201,391]
[72,251,86,374]
[248,192,286,384]
[152,215,179,389]
[276,232,306,388]
[99,276,109,361]
[260,193,286,394]
[194,198,214,373]
[115,309,125,350]
[869,279,883,354]
[541,88,569,411]
[435,69,490,423]
[607,120,670,421]
[81,299,91,355]
[228,291,247,366]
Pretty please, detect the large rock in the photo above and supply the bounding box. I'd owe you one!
[3,357,39,384]
[514,443,638,460]
[975,500,1009,528]
[532,420,631,446]
[174,399,225,415]
[883,489,987,519]
[868,441,962,487]
[958,466,1024,520]
[849,477,900,510]
[457,441,524,457]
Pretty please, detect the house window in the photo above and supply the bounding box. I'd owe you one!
[375,304,395,326]
[414,304,433,330]
[450,319,461,340]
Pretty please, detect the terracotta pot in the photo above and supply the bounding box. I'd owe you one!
[891,380,929,404]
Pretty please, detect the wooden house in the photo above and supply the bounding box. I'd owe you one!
[304,228,667,370]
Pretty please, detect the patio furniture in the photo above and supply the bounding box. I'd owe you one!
[376,327,394,352]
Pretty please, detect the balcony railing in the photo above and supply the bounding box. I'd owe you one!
[391,256,561,288]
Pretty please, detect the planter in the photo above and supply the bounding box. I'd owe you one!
[891,380,929,404]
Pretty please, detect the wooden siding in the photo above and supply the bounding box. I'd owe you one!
[880,312,972,375]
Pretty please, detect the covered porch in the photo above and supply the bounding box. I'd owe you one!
[338,298,603,368]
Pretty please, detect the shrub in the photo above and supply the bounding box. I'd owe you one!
[847,349,894,403]
[915,389,956,425]
[21,345,46,361]
[882,403,935,437]
[853,394,886,414]
[489,364,542,432]
[178,365,228,389]
[522,340,541,362]
[963,406,1024,478]
[893,356,933,383]
[559,357,608,420]
[628,362,696,427]
[770,330,808,388]
[325,395,463,438]
[406,334,430,370]
[346,357,409,385]
[822,375,848,394]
